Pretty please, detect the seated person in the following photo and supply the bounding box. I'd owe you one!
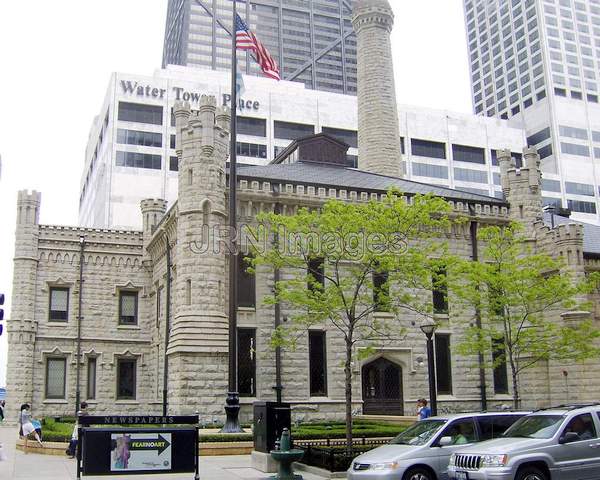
[564,415,596,441]
[443,421,476,445]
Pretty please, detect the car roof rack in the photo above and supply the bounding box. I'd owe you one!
[534,402,600,412]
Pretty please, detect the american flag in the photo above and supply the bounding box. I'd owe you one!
[235,13,280,81]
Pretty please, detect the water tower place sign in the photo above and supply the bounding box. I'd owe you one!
[120,80,260,112]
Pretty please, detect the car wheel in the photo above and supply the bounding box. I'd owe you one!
[403,467,435,480]
[516,466,548,480]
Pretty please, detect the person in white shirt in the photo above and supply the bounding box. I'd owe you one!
[19,404,43,452]
[66,402,88,458]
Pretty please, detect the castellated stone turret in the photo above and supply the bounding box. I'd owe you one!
[498,147,543,238]
[5,190,42,423]
[167,97,231,414]
[352,0,402,178]
[140,199,168,262]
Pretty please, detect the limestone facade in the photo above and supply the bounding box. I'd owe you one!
[6,95,600,425]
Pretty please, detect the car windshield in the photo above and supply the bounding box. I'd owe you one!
[390,420,447,446]
[502,415,565,439]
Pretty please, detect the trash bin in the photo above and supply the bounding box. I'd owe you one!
[253,401,291,453]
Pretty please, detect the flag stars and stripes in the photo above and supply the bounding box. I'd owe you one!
[235,13,280,81]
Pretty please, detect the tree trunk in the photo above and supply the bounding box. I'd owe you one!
[344,336,353,452]
[510,360,520,410]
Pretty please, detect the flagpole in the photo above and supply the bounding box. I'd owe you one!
[222,0,243,434]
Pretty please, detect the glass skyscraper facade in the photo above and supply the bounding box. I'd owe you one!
[162,0,357,95]
[463,0,600,223]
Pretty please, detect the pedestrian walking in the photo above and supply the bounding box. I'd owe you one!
[19,403,43,452]
[417,398,432,420]
[0,400,5,422]
[66,402,88,458]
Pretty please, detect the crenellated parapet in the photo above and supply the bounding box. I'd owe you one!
[533,220,585,269]
[352,0,395,34]
[235,178,510,222]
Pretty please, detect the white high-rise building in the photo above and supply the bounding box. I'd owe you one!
[78,66,525,230]
[463,0,600,223]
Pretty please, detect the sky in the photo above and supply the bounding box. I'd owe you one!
[0,0,472,386]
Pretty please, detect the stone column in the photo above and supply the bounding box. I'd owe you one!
[167,98,231,417]
[352,0,402,177]
[5,191,41,424]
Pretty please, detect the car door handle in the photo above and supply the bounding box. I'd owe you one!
[589,443,600,448]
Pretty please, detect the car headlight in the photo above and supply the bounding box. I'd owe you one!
[371,461,400,471]
[480,454,508,467]
[449,453,456,466]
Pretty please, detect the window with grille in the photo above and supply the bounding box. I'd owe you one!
[49,287,69,322]
[307,257,325,292]
[87,357,97,400]
[45,358,66,399]
[117,358,137,400]
[237,254,256,308]
[435,334,453,395]
[238,328,256,397]
[119,291,138,325]
[432,267,448,314]
[492,338,509,394]
[373,269,389,312]
[309,331,327,396]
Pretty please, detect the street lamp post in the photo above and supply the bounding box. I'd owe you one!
[75,234,85,417]
[272,184,283,403]
[420,321,438,416]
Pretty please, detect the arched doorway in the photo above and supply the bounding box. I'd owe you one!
[362,358,404,415]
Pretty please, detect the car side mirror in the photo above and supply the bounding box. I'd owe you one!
[560,432,580,444]
[438,436,453,447]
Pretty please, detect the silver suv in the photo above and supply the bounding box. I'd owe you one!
[448,403,600,480]
[347,412,527,480]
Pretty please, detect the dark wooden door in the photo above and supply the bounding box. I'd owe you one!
[362,358,404,415]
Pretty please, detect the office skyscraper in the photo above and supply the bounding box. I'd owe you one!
[162,0,357,95]
[463,0,600,222]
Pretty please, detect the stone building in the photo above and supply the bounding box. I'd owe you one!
[7,99,600,423]
[5,0,600,423]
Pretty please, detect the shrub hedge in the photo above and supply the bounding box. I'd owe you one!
[37,419,406,444]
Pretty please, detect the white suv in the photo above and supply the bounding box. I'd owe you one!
[448,403,600,480]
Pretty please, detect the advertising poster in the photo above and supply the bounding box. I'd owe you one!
[110,432,172,472]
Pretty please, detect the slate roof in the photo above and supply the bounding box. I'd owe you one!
[543,212,600,255]
[236,162,507,206]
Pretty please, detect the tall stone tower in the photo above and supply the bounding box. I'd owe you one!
[352,0,402,178]
[167,98,231,414]
[5,191,41,424]
[498,148,543,238]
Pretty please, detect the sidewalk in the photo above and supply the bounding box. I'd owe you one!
[0,426,330,480]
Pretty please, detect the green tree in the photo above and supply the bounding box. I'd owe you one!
[250,190,455,447]
[450,222,600,409]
